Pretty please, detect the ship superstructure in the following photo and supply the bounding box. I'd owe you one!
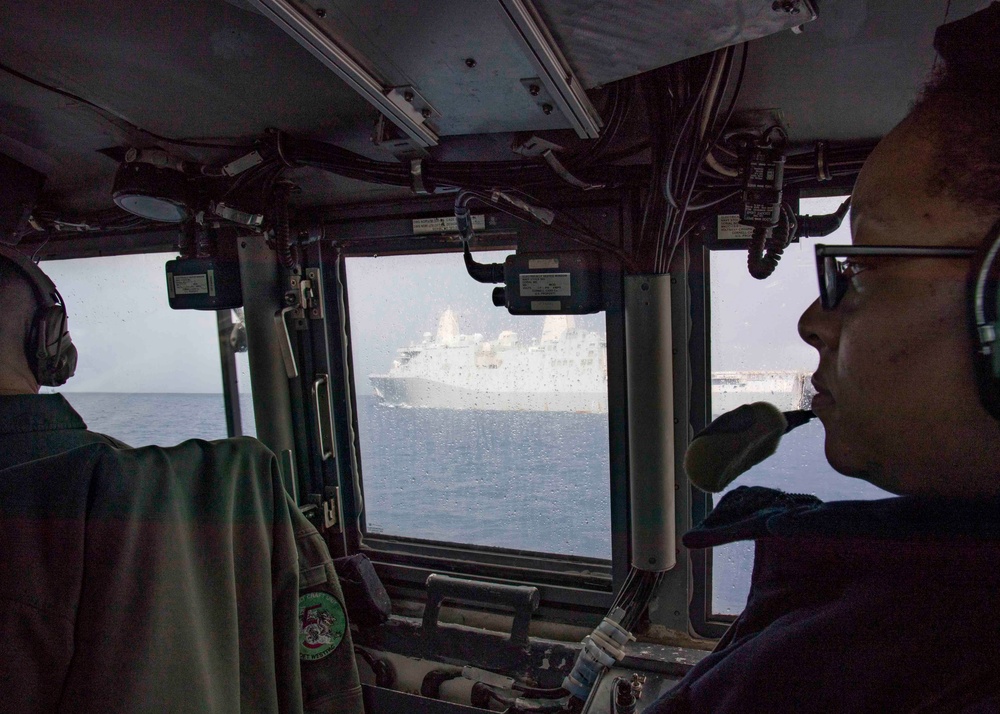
[711,370,813,417]
[370,310,608,413]
[371,311,812,416]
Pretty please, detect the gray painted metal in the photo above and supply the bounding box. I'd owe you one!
[0,0,975,215]
[534,0,817,88]
[245,0,441,146]
[237,233,298,484]
[650,263,697,633]
[625,274,676,573]
[216,309,245,438]
[258,0,581,136]
[495,0,602,138]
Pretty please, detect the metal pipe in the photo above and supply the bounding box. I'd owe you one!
[624,274,676,572]
[237,234,297,493]
[215,309,243,438]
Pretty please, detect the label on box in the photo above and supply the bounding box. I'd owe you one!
[530,300,562,311]
[412,214,486,235]
[520,273,571,297]
[528,258,559,270]
[717,215,756,241]
[173,274,210,295]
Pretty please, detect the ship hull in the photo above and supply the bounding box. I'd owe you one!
[371,376,607,413]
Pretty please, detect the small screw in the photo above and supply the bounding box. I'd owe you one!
[403,90,414,102]
[541,103,553,115]
[528,84,540,96]
[421,107,431,118]
[315,7,326,17]
[465,58,477,68]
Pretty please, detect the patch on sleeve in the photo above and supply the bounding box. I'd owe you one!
[298,591,347,660]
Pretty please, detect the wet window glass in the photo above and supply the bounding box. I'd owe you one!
[346,252,611,559]
[708,196,892,615]
[39,253,255,446]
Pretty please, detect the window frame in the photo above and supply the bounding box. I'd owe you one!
[319,194,632,623]
[689,188,866,636]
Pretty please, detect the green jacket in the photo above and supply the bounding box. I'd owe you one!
[0,395,363,713]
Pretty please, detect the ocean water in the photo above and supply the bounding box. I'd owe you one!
[57,392,889,616]
[61,392,258,446]
[355,395,612,559]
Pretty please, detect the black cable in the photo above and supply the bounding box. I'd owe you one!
[271,183,296,269]
[461,190,636,269]
[511,683,570,699]
[353,648,395,688]
[746,204,794,279]
[686,189,740,211]
[420,670,464,699]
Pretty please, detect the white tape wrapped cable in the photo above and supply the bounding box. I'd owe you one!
[562,608,635,700]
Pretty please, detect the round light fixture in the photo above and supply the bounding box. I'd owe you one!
[112,160,191,223]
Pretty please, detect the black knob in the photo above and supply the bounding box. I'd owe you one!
[492,286,506,307]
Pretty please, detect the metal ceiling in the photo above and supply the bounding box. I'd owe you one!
[0,0,987,214]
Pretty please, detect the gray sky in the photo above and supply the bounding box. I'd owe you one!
[42,253,230,393]
[38,195,849,394]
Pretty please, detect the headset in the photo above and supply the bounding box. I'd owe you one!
[0,244,77,387]
[970,218,1000,421]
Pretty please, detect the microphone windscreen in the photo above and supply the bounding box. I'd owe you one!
[685,402,788,493]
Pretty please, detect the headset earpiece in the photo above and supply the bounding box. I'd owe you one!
[968,219,1000,420]
[0,244,78,387]
[33,304,77,387]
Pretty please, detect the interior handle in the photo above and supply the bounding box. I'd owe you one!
[423,574,540,645]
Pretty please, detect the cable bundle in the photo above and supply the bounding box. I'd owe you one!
[635,44,749,274]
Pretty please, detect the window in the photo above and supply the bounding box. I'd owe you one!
[39,253,255,446]
[346,251,612,559]
[708,196,893,615]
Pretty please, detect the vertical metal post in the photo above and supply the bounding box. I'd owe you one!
[215,310,243,438]
[625,274,676,572]
[237,234,297,495]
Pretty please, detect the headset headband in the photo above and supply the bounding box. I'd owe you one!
[0,243,59,309]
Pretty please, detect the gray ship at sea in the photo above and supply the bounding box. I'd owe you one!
[370,310,609,413]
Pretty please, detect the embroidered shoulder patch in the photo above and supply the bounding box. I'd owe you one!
[298,591,347,661]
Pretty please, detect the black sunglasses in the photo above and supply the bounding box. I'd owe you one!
[815,244,977,310]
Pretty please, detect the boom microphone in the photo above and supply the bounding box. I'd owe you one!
[684,403,816,493]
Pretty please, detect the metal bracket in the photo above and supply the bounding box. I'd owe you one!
[512,134,564,157]
[519,77,557,117]
[287,269,325,323]
[323,489,339,529]
[385,85,440,122]
[302,487,340,531]
[410,159,428,195]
